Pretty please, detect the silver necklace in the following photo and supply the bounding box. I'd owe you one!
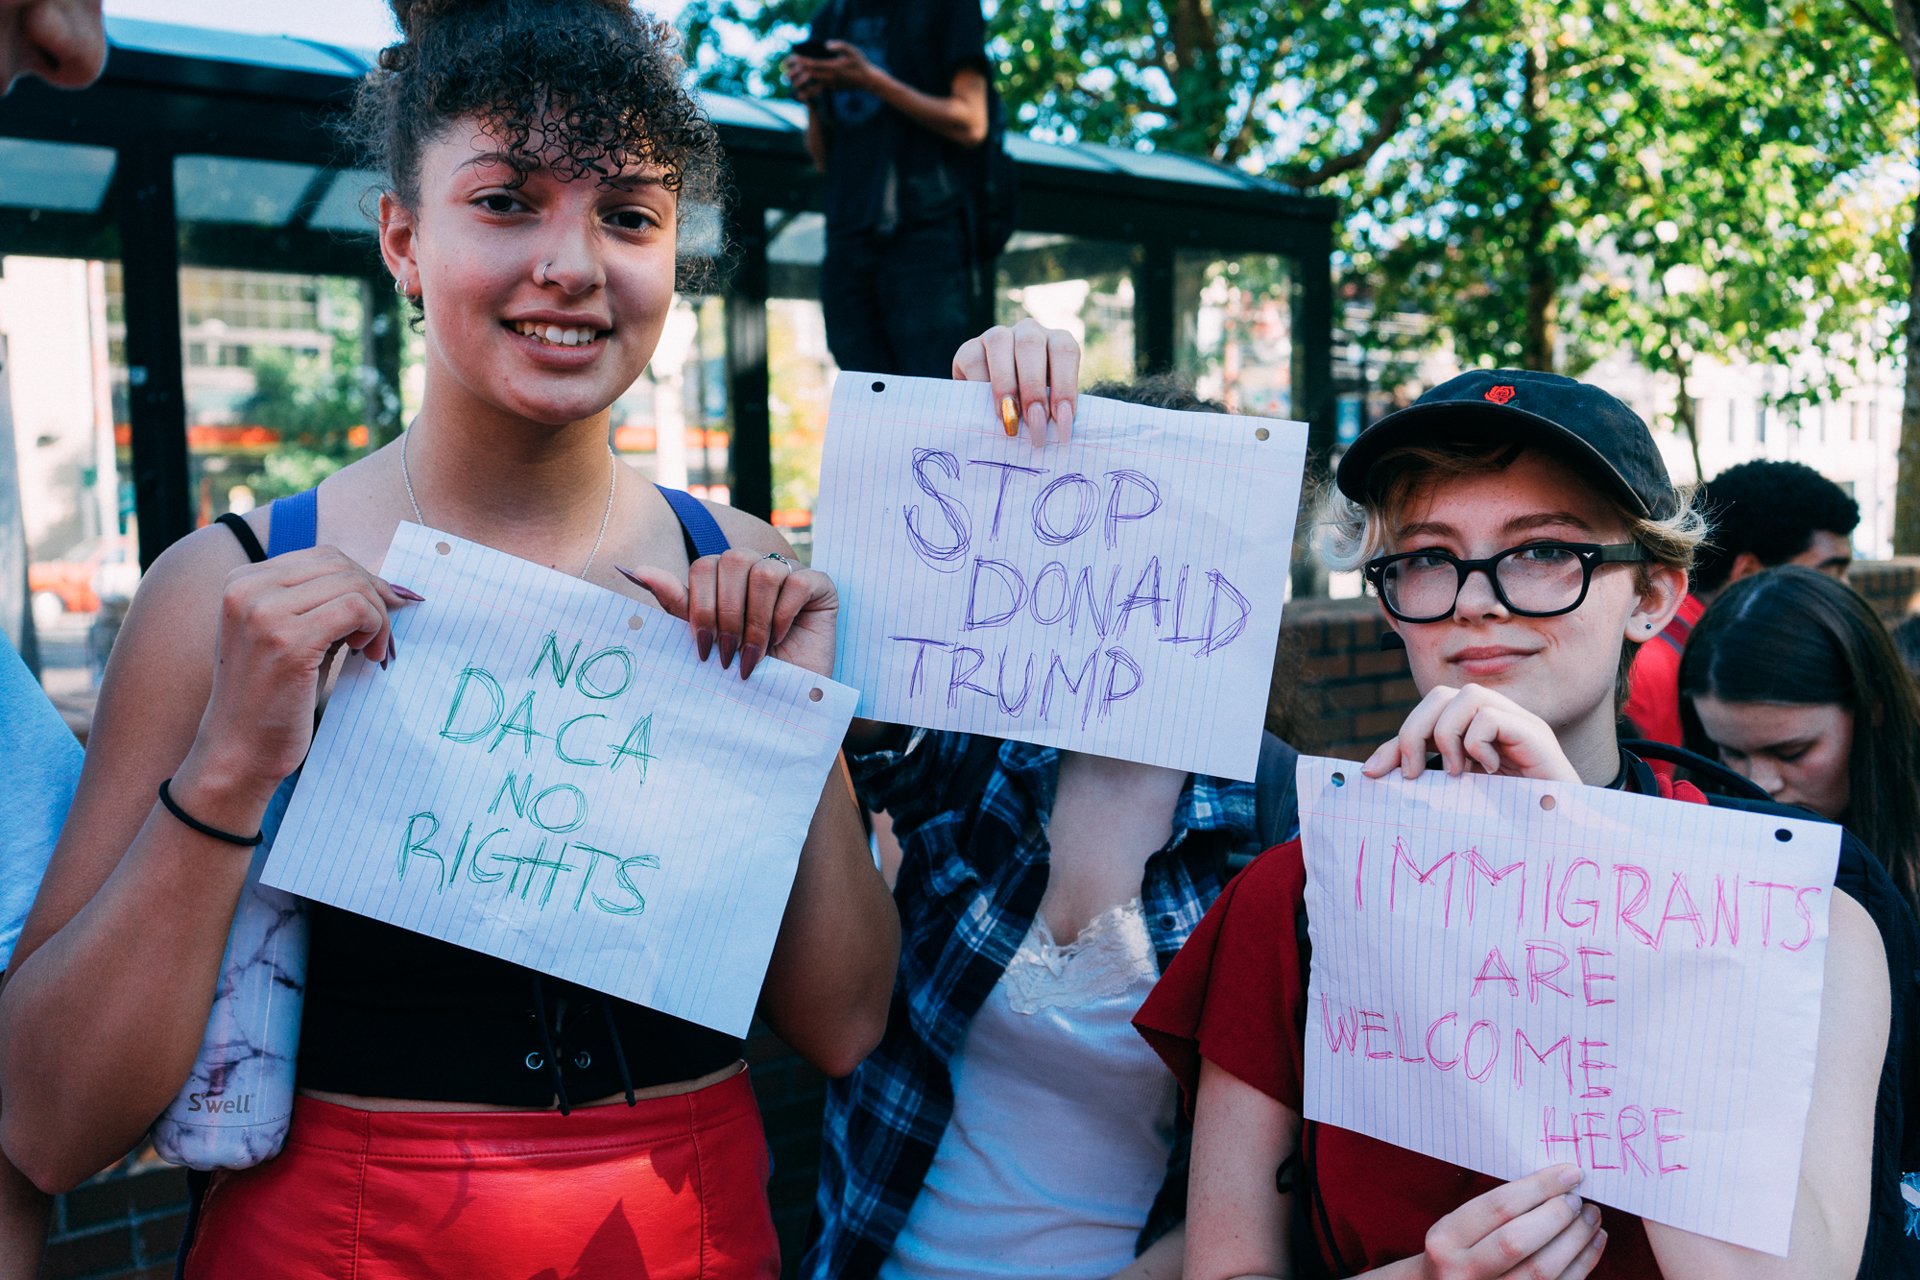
[400,428,618,580]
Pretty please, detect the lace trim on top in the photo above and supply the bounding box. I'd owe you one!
[1001,899,1158,1014]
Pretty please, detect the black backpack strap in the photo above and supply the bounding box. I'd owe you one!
[1282,895,1348,1279]
[1255,732,1301,851]
[1831,827,1920,1275]
[215,512,267,564]
[1619,738,1773,802]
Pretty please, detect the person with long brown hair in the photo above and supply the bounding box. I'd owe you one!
[1678,564,1920,918]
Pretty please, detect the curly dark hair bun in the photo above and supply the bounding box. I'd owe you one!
[352,0,726,280]
[386,0,637,41]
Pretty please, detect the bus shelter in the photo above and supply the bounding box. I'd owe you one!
[0,17,1336,609]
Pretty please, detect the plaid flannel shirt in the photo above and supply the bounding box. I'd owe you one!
[802,729,1257,1280]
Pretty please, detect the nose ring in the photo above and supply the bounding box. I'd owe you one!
[537,262,552,286]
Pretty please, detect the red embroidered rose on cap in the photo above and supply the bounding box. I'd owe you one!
[1485,385,1516,404]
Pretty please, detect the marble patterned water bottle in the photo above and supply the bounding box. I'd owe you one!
[153,774,307,1170]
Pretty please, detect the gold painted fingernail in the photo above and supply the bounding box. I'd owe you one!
[1000,395,1018,436]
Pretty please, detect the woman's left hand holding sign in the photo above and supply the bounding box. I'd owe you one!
[623,551,839,682]
[178,546,416,833]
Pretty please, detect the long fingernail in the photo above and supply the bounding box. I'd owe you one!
[718,632,739,669]
[1026,401,1047,438]
[739,642,763,680]
[389,637,398,663]
[390,584,425,602]
[1056,399,1073,429]
[696,627,714,662]
[1000,395,1018,435]
[616,565,645,588]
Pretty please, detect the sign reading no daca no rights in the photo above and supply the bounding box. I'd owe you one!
[813,375,1308,781]
[264,524,859,1038]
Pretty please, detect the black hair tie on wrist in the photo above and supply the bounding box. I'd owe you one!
[158,778,264,847]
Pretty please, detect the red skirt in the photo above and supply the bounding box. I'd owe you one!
[182,1069,780,1280]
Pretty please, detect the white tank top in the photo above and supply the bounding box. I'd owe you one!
[878,900,1178,1280]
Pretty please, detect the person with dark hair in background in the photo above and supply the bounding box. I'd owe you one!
[809,370,1292,1280]
[784,0,992,382]
[1624,458,1860,748]
[1679,565,1920,919]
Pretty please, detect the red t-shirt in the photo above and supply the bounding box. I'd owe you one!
[1622,592,1706,748]
[1134,776,1710,1278]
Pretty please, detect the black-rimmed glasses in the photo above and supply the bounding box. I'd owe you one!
[1363,542,1648,623]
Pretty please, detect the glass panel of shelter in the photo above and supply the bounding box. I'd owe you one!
[763,208,834,565]
[0,138,130,717]
[610,294,730,506]
[1174,249,1293,418]
[996,233,1139,387]
[171,155,408,546]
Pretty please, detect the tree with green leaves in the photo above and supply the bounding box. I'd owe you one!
[237,278,375,501]
[686,1,1914,508]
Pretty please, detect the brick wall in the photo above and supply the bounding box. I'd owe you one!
[1273,596,1415,759]
[746,1024,829,1273]
[39,1152,186,1280]
[1846,556,1920,622]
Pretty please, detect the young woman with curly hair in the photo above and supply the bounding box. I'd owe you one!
[0,3,1076,1275]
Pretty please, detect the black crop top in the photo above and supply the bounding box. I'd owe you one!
[218,497,745,1107]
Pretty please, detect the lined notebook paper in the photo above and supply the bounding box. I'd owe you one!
[262,523,859,1038]
[812,374,1306,781]
[1296,756,1842,1256]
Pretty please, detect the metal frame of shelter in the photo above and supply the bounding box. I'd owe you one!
[0,19,1337,577]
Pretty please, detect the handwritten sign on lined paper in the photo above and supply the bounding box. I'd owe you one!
[812,375,1307,781]
[262,523,859,1038]
[1297,756,1841,1255]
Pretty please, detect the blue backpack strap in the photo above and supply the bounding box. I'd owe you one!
[267,486,319,557]
[655,484,731,560]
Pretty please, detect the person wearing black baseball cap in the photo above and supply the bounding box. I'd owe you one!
[1137,368,1892,1279]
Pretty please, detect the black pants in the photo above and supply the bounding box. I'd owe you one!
[821,213,977,379]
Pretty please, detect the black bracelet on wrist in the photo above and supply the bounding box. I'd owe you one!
[158,778,264,847]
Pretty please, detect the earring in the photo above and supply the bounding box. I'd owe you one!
[393,277,410,297]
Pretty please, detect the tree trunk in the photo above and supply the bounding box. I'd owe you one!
[1895,200,1920,552]
[1675,356,1704,484]
[1886,0,1920,552]
[1521,34,1557,372]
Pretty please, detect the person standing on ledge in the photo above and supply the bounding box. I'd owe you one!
[784,0,992,381]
